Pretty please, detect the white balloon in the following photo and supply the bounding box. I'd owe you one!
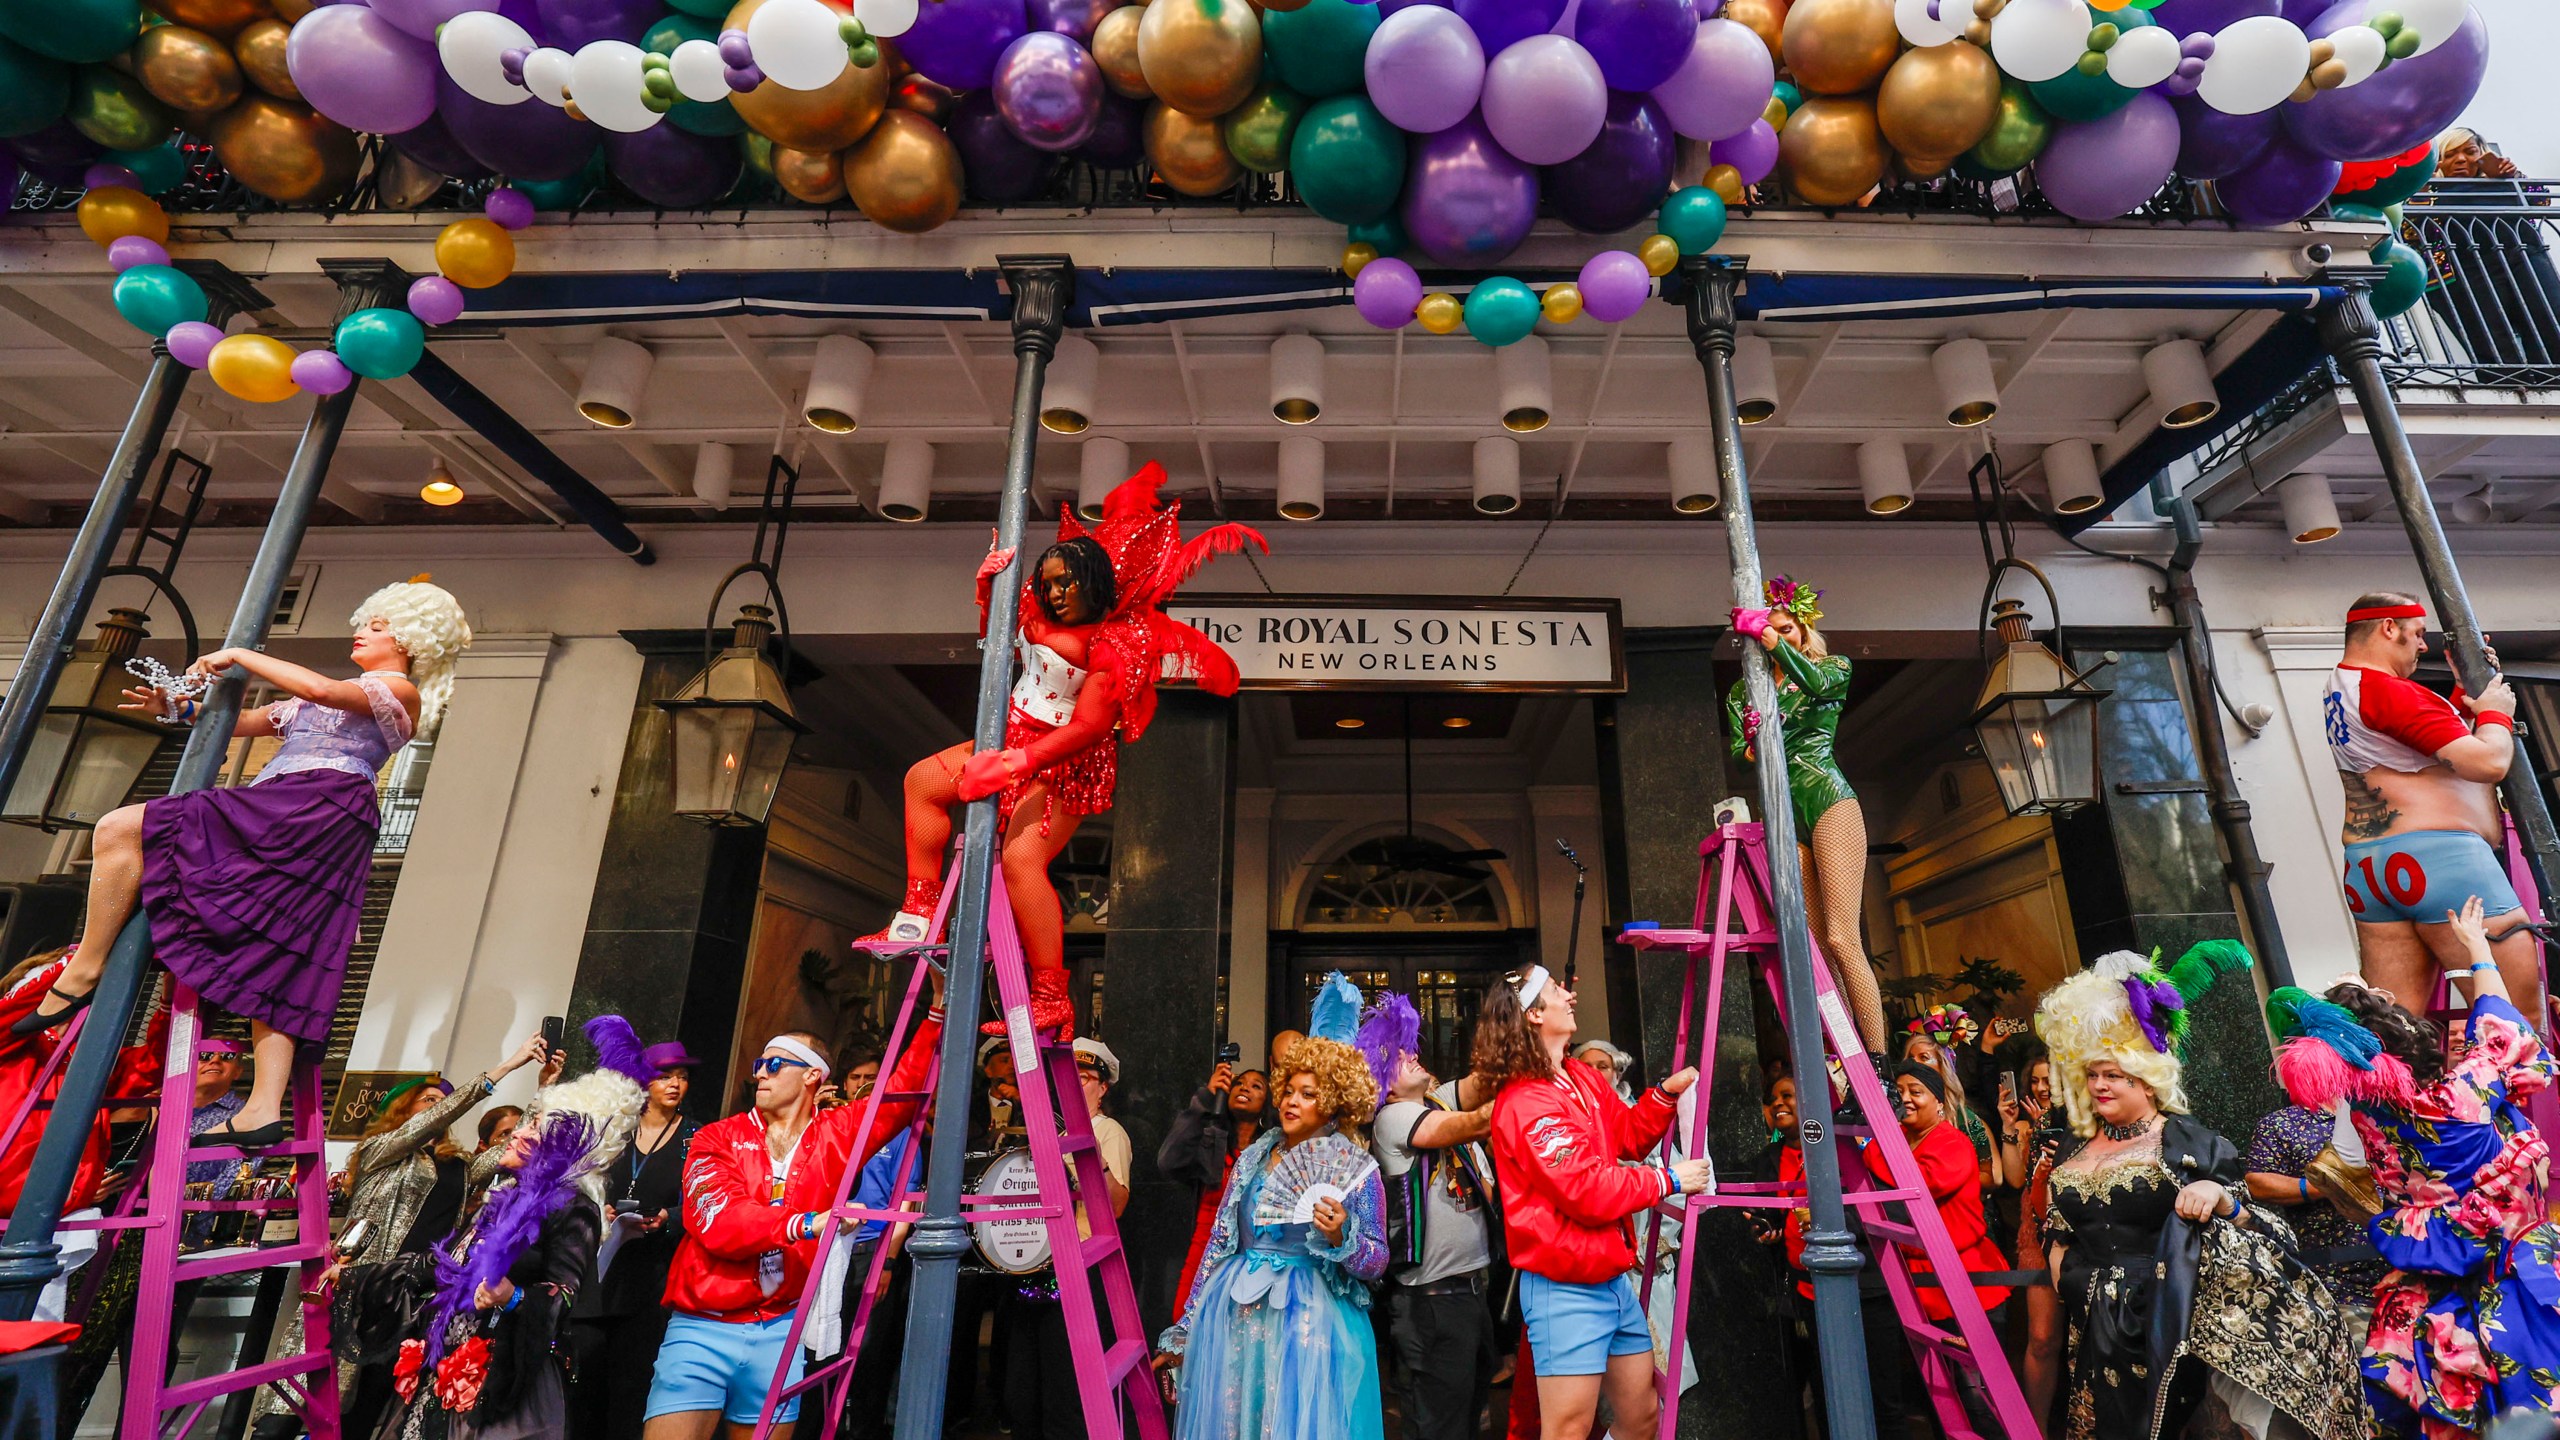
[568,40,662,132]
[521,47,573,105]
[1482,36,1606,165]
[748,0,851,91]
[2396,0,2463,57]
[1941,0,1978,28]
[2104,24,2179,88]
[1990,0,2089,84]
[669,37,731,102]
[855,0,919,40]
[2196,14,2307,115]
[2326,22,2385,87]
[1894,0,1957,48]
[438,10,535,106]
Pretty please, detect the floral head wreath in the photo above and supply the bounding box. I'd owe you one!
[1764,575,1822,628]
[1907,1003,1978,1049]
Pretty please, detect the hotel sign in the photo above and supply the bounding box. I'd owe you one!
[1167,595,1625,692]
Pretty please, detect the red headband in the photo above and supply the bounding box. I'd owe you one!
[2347,604,2426,623]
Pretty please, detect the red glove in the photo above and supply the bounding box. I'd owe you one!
[977,543,1017,584]
[957,748,1029,802]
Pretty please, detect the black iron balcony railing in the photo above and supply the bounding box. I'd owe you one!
[2379,178,2560,391]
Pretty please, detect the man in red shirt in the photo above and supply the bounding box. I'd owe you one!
[2319,590,2533,1010]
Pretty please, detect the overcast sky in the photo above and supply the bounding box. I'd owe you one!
[2457,0,2557,175]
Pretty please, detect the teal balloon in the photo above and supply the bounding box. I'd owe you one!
[0,0,141,65]
[513,153,604,209]
[1657,186,1727,256]
[2369,238,2427,320]
[1289,95,1404,224]
[664,0,731,15]
[1349,214,1408,256]
[2330,200,2387,225]
[0,38,68,138]
[1263,0,1379,100]
[112,140,187,195]
[646,15,745,136]
[2342,151,2436,210]
[111,264,206,335]
[1462,277,1540,347]
[670,96,746,135]
[2027,5,2148,122]
[1772,80,1800,113]
[334,307,427,380]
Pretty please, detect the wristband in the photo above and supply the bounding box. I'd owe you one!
[504,1287,523,1312]
[2476,710,2515,733]
[2297,1176,2310,1202]
[1664,1165,1682,1198]
[2224,1190,2244,1220]
[2471,960,2498,975]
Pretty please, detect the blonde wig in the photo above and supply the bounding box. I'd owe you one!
[1278,1034,1380,1129]
[350,580,472,735]
[2033,951,2190,1138]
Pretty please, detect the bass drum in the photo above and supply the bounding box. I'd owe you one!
[970,1147,1050,1274]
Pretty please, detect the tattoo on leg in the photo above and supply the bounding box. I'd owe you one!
[2342,773,2401,841]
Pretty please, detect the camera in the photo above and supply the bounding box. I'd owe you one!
[1218,1041,1241,1068]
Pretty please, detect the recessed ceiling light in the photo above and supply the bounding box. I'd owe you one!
[1335,716,1365,729]
[1440,716,1472,729]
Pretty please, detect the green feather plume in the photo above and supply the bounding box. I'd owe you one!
[2166,938,2256,1005]
[2265,984,2319,1042]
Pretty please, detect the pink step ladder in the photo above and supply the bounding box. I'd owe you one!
[1626,822,2042,1440]
[750,867,1168,1440]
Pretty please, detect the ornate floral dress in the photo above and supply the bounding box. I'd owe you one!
[1158,1129,1387,1440]
[2351,992,2560,1436]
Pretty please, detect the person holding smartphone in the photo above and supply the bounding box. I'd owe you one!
[1158,1043,1273,1317]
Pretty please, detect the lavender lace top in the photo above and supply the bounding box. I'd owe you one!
[254,671,415,785]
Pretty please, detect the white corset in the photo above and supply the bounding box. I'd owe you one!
[1011,638,1088,727]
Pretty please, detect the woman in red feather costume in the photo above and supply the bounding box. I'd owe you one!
[861,463,1264,1038]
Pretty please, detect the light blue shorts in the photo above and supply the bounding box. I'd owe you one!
[1519,1272,1654,1377]
[2342,829,2522,925]
[644,1311,807,1424]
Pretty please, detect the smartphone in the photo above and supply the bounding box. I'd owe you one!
[541,1015,567,1063]
[612,1197,643,1215]
[1218,1041,1241,1068]
[1998,1071,2017,1106]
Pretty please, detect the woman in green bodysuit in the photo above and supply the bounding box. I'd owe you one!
[1725,576,1888,1057]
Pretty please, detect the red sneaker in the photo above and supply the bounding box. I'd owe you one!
[856,876,945,950]
[983,966,1076,1041]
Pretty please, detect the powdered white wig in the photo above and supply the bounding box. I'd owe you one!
[526,1065,646,1203]
[350,580,472,735]
[2033,952,2190,1138]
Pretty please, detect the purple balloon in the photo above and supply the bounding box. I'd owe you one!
[603,123,740,207]
[2286,0,2488,162]
[1353,255,1424,327]
[1547,90,1674,232]
[900,0,1029,91]
[498,0,551,41]
[2143,0,2276,32]
[992,31,1102,151]
[1709,115,1777,183]
[1400,113,1541,267]
[1456,0,1568,58]
[388,113,494,181]
[1027,0,1114,41]
[537,0,660,48]
[2170,91,2276,180]
[1481,35,1607,166]
[1694,0,1720,14]
[486,185,537,229]
[437,72,598,180]
[1378,0,1427,13]
[9,122,100,187]
[107,235,167,272]
[1649,16,1771,141]
[1078,91,1146,168]
[165,321,224,369]
[950,89,1055,200]
[1574,0,1694,91]
[290,349,356,395]
[408,274,468,325]
[83,162,139,191]
[2217,134,2341,225]
[1364,5,1487,136]
[369,0,489,40]
[1578,248,1649,321]
[2033,90,2180,221]
[287,5,440,135]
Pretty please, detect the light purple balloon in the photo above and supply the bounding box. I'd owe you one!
[1709,115,1776,183]
[83,163,139,191]
[407,274,467,325]
[1480,35,1605,166]
[1578,248,1649,321]
[107,235,168,272]
[899,0,1029,91]
[2033,90,2180,222]
[1694,0,1720,15]
[484,185,536,230]
[368,0,489,41]
[1574,0,1694,92]
[1353,256,1424,327]
[2217,134,2341,225]
[1455,0,1567,58]
[1401,113,1541,266]
[992,31,1102,151]
[2171,91,2276,180]
[290,349,356,395]
[1364,5,1486,136]
[2285,0,2487,162]
[286,5,440,135]
[1650,17,1772,141]
[165,321,224,369]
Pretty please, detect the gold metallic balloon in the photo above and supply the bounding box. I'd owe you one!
[233,18,297,100]
[375,145,447,210]
[1780,0,1897,96]
[1722,0,1787,63]
[1638,233,1679,276]
[1261,0,1309,11]
[726,0,891,151]
[740,129,776,181]
[1341,241,1376,276]
[889,72,957,122]
[1415,292,1462,334]
[1142,100,1241,195]
[843,110,961,233]
[1137,0,1261,119]
[1777,92,1885,206]
[147,0,273,39]
[1218,80,1303,175]
[207,93,359,203]
[1093,6,1151,97]
[70,67,175,152]
[1876,39,1997,166]
[77,186,168,246]
[270,0,313,18]
[435,217,516,287]
[207,333,300,404]
[1964,78,2051,175]
[1762,94,1788,128]
[1960,16,1990,45]
[1705,162,1744,202]
[773,144,847,203]
[135,25,244,115]
[1541,282,1582,324]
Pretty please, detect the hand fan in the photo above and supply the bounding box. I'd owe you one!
[1253,1133,1376,1228]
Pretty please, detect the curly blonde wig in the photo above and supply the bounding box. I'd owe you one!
[2034,952,2189,1138]
[350,580,472,736]
[1278,1034,1379,1129]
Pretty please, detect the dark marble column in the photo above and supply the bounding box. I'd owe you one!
[2050,639,2283,1147]
[1100,690,1235,1336]
[1597,627,1794,1440]
[567,633,768,1119]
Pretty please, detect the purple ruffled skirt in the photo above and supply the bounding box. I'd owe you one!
[140,767,380,1043]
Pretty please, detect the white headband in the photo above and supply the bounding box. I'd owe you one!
[764,1036,831,1081]
[1515,965,1551,1011]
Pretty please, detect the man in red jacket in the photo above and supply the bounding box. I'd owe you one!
[645,985,945,1440]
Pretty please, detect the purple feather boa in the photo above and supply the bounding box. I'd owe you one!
[422,1107,599,1368]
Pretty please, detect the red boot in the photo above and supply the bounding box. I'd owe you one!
[984,966,1077,1040]
[856,876,945,950]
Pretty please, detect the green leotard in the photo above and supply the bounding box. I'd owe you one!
[1725,640,1856,833]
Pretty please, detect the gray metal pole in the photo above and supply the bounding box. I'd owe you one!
[0,261,397,1323]
[2319,291,2560,914]
[893,255,1074,1440]
[1679,258,1876,1440]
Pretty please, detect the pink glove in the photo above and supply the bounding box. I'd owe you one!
[957,747,1028,802]
[1731,606,1774,641]
[1741,704,1763,748]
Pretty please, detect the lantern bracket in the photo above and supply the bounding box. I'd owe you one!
[94,565,199,667]
[699,454,804,678]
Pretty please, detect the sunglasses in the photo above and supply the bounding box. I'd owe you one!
[751,1056,814,1077]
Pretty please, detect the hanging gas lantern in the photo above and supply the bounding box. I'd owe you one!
[659,455,808,827]
[1970,595,2109,817]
